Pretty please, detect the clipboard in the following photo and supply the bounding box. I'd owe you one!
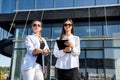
[56,40,68,50]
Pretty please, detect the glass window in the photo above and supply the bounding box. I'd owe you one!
[10,49,25,80]
[86,50,104,79]
[1,0,16,13]
[106,69,116,80]
[75,0,95,7]
[86,50,103,58]
[104,40,120,47]
[75,25,103,38]
[18,0,34,10]
[79,50,85,68]
[52,24,62,39]
[16,25,31,38]
[104,24,120,36]
[0,0,2,13]
[81,40,103,48]
[36,0,53,9]
[104,48,120,59]
[96,0,117,5]
[42,25,51,39]
[55,0,73,8]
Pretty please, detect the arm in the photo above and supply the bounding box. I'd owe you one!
[71,37,81,56]
[25,36,42,56]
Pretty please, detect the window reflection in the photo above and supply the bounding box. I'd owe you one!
[42,26,51,39]
[36,0,53,9]
[75,0,95,6]
[18,0,34,10]
[55,0,73,8]
[104,24,120,36]
[75,25,102,38]
[1,0,16,13]
[96,0,117,5]
[52,26,61,39]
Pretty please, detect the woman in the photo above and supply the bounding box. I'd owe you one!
[53,19,81,80]
[21,20,50,80]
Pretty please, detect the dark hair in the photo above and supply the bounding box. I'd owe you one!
[60,19,74,40]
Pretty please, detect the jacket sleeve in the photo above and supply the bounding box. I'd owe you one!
[24,35,35,56]
[71,36,81,56]
[53,41,66,58]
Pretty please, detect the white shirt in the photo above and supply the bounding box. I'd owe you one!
[21,33,49,70]
[53,35,81,69]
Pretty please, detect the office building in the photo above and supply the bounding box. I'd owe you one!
[0,0,120,80]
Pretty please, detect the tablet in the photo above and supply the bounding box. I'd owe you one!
[56,40,68,50]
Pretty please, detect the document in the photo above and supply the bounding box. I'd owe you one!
[56,40,68,50]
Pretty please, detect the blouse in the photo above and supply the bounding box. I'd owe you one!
[21,33,49,70]
[53,35,81,69]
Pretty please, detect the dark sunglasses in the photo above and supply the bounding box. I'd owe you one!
[32,24,42,27]
[64,24,72,27]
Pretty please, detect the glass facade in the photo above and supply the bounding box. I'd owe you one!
[0,0,120,13]
[10,21,120,80]
[0,0,120,80]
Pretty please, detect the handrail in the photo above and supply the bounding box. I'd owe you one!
[3,36,120,42]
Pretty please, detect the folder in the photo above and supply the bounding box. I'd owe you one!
[56,40,68,50]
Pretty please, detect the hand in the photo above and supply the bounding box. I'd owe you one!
[43,48,51,54]
[63,47,72,53]
[32,48,43,55]
[64,41,73,49]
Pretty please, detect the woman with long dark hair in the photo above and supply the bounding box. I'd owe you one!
[53,19,81,80]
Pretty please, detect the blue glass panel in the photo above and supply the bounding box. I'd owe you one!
[18,0,34,10]
[104,48,120,59]
[16,25,31,38]
[96,0,117,5]
[37,0,53,9]
[52,27,61,39]
[85,41,103,47]
[52,24,62,39]
[75,25,102,38]
[0,0,2,13]
[79,50,85,58]
[55,0,73,8]
[1,0,16,13]
[87,50,103,58]
[41,26,51,39]
[75,0,95,7]
[104,24,120,36]
[104,40,120,47]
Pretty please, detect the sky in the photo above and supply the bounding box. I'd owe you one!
[0,54,11,67]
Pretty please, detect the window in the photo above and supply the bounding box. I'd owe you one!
[18,0,34,10]
[36,0,53,9]
[41,25,51,39]
[96,0,117,5]
[75,0,95,7]
[55,0,73,8]
[104,24,120,36]
[51,24,62,39]
[75,25,102,38]
[1,0,16,13]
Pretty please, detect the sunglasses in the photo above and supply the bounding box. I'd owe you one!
[64,24,72,27]
[32,24,42,27]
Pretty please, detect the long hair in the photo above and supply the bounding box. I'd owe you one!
[60,19,74,40]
